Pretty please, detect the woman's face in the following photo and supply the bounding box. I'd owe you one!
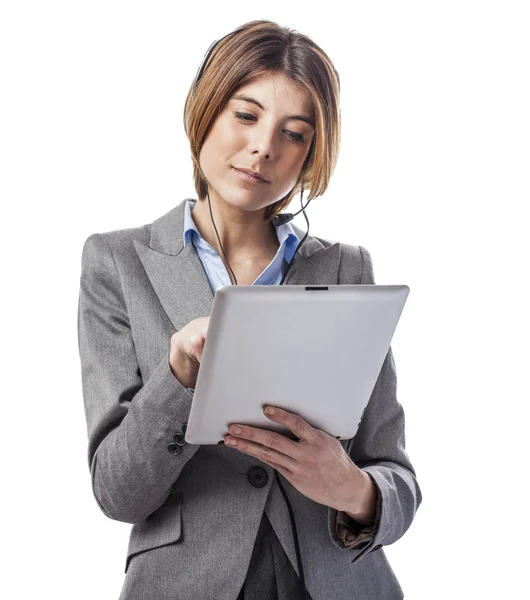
[198,71,316,214]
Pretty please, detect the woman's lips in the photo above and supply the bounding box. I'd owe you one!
[233,167,268,184]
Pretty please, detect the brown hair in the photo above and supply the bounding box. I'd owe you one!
[183,19,341,222]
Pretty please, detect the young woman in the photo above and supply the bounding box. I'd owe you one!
[78,19,422,600]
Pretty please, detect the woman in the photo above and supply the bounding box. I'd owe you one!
[78,20,422,600]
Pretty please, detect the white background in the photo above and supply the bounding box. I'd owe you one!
[1,1,528,599]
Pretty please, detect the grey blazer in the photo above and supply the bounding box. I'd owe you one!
[77,197,422,600]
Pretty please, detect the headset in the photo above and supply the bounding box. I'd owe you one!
[191,27,313,599]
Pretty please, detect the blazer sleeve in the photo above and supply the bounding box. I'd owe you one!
[328,245,423,564]
[77,233,200,524]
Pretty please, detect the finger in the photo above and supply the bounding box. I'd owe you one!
[226,421,304,461]
[264,406,319,444]
[228,420,306,463]
[225,434,299,474]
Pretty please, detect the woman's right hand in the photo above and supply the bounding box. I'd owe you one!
[169,316,211,389]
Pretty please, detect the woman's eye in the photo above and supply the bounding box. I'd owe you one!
[233,112,305,143]
[234,112,255,122]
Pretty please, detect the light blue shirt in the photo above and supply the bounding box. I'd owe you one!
[183,199,300,295]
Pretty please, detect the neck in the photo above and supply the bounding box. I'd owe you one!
[190,196,279,265]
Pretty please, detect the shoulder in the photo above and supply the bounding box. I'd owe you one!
[302,231,374,284]
[309,235,374,284]
[308,233,370,260]
[80,222,151,268]
[338,242,374,284]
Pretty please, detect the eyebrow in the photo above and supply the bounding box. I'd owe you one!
[230,94,315,129]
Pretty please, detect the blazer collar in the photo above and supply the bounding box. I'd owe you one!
[133,198,341,332]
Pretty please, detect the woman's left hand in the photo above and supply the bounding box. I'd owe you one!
[224,405,366,513]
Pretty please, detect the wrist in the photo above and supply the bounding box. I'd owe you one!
[343,469,378,527]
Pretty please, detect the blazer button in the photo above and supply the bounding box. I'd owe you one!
[167,442,182,456]
[173,433,186,446]
[248,466,268,488]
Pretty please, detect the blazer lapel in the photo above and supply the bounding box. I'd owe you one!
[133,198,341,333]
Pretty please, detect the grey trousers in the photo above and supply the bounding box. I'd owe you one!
[236,512,313,600]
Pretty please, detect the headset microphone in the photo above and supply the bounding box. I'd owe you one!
[270,213,293,226]
[270,211,302,226]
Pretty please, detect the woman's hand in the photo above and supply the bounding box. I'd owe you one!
[169,316,210,389]
[224,405,369,514]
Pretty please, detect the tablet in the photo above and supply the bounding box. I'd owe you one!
[184,284,409,445]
